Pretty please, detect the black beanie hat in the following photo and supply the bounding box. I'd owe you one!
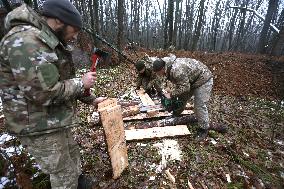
[135,60,146,71]
[42,0,82,29]
[153,59,166,72]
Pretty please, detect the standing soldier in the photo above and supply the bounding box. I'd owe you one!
[135,60,163,97]
[152,55,213,141]
[0,0,105,188]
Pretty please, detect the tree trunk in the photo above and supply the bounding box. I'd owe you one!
[93,0,100,46]
[100,0,104,37]
[117,0,124,56]
[2,0,11,12]
[257,0,279,54]
[191,0,206,51]
[183,0,194,50]
[167,0,174,48]
[173,0,181,48]
[23,0,32,7]
[210,0,222,51]
[271,26,284,56]
[227,2,239,50]
[89,0,95,32]
[234,0,249,51]
[33,0,38,10]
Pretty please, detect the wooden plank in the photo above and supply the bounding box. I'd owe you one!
[98,98,117,112]
[136,89,155,106]
[98,101,128,179]
[123,110,194,121]
[146,109,159,117]
[125,125,191,140]
[122,106,140,117]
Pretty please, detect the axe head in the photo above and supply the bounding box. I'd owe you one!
[93,48,110,60]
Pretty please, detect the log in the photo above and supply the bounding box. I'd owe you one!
[125,125,191,140]
[98,99,129,179]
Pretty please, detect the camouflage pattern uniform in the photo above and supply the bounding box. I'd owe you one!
[0,5,95,188]
[162,55,213,129]
[136,61,162,95]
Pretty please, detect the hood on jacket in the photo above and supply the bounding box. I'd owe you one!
[4,4,43,31]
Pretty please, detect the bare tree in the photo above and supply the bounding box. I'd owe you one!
[1,0,12,11]
[117,0,124,53]
[163,0,174,49]
[257,0,279,53]
[191,0,206,51]
[183,0,195,50]
[234,0,249,51]
[173,0,182,48]
[210,0,222,51]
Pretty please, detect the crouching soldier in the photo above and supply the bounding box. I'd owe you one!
[135,60,163,97]
[152,55,213,141]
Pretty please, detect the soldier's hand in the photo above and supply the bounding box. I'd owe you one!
[82,72,96,89]
[93,97,107,108]
[164,93,171,98]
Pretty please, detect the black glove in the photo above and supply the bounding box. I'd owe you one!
[171,96,185,116]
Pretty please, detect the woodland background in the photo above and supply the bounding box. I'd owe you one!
[0,0,284,56]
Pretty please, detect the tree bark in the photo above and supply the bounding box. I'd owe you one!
[271,26,284,56]
[117,0,124,56]
[257,0,279,54]
[32,0,38,10]
[173,0,181,48]
[2,0,12,11]
[191,0,206,51]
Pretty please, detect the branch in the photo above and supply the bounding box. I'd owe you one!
[230,6,280,33]
[83,28,135,64]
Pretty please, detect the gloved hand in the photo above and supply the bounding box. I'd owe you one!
[171,97,185,115]
[161,95,173,112]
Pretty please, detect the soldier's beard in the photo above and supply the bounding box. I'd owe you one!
[54,25,68,45]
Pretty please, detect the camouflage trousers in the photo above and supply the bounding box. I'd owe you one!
[19,128,81,189]
[174,78,213,129]
[193,78,213,129]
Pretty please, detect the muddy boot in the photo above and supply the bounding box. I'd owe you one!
[209,123,228,133]
[77,174,98,189]
[195,128,208,141]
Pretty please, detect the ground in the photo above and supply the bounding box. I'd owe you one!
[0,50,284,189]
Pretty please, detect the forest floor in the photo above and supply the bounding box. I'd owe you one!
[0,49,284,189]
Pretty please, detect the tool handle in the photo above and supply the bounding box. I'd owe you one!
[84,53,100,96]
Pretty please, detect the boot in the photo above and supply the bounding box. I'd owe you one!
[195,128,208,141]
[77,174,98,189]
[209,123,228,133]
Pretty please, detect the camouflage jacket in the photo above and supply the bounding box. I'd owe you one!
[0,4,95,136]
[136,60,162,92]
[162,55,213,97]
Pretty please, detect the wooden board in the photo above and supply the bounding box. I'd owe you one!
[122,106,140,117]
[123,110,194,121]
[125,125,191,140]
[98,99,129,179]
[136,89,155,106]
[98,98,118,111]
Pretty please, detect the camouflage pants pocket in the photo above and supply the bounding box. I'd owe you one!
[19,128,81,189]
